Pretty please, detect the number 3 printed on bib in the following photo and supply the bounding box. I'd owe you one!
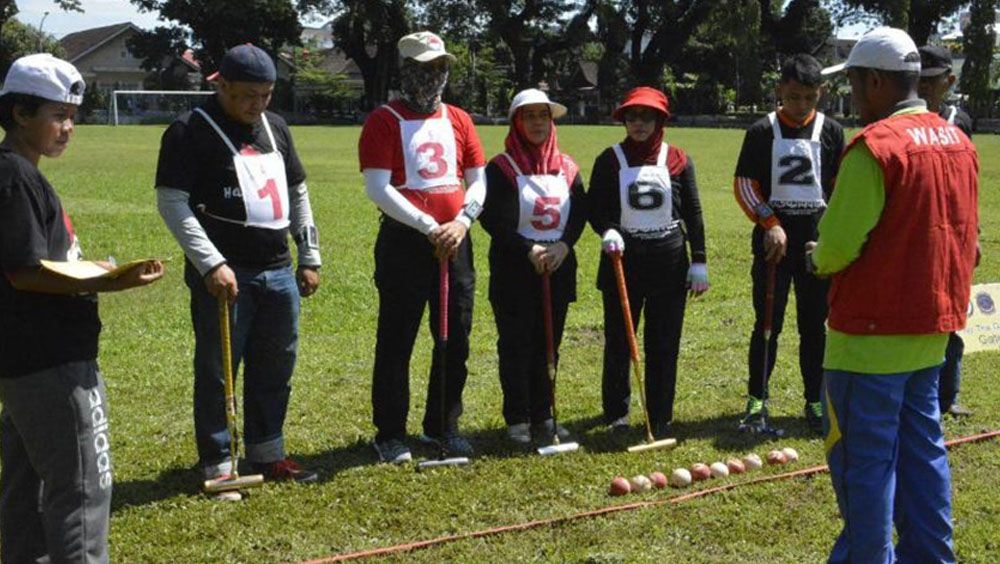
[416,141,449,180]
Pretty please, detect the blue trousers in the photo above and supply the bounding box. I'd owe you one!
[186,263,299,473]
[823,365,954,564]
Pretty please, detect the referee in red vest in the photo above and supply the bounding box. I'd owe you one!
[812,28,978,562]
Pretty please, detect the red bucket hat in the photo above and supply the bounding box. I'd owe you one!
[612,86,670,121]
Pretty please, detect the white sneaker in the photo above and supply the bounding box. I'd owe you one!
[533,419,571,440]
[506,423,531,445]
[212,490,242,502]
[608,415,630,432]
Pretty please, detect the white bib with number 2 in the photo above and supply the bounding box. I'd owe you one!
[195,108,290,230]
[502,153,570,242]
[383,104,460,191]
[769,111,824,210]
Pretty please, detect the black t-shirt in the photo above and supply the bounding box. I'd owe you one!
[941,104,973,138]
[155,96,307,270]
[734,112,844,254]
[0,147,101,378]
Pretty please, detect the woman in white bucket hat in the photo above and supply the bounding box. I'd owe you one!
[480,88,587,447]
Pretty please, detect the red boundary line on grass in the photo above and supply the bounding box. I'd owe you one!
[299,429,1000,563]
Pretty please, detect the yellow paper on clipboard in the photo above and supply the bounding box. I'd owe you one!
[40,259,153,280]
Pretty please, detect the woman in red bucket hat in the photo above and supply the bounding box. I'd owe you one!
[588,86,709,440]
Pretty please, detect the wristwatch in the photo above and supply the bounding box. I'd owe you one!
[461,201,483,223]
[754,202,774,220]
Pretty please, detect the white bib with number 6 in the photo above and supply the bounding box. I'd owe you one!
[769,111,825,210]
[614,143,674,235]
[502,153,570,242]
[383,104,460,191]
[195,108,290,230]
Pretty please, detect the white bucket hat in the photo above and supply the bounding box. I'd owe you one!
[508,88,567,121]
[821,27,921,75]
[398,32,457,63]
[0,54,85,105]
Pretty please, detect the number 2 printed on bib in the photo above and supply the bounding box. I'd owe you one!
[769,112,824,209]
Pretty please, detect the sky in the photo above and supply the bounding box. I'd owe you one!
[13,0,947,41]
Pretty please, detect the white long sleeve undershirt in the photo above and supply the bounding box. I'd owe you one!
[363,166,487,234]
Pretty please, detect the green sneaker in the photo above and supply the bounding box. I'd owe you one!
[805,402,824,435]
[739,397,767,432]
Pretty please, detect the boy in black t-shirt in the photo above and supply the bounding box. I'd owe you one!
[156,44,322,494]
[0,54,163,563]
[733,54,844,435]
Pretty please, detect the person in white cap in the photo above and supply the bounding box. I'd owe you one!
[810,27,979,563]
[479,89,586,447]
[358,31,487,463]
[0,54,164,563]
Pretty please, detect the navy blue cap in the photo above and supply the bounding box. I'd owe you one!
[210,44,276,83]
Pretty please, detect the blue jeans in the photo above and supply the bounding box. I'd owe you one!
[823,365,954,564]
[186,263,299,473]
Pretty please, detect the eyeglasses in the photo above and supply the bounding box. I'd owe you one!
[623,109,659,123]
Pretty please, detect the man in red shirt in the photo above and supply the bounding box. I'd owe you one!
[814,28,978,562]
[358,31,486,464]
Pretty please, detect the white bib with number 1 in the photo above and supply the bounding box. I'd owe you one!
[195,108,290,230]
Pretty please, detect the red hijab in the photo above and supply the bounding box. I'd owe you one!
[493,110,579,187]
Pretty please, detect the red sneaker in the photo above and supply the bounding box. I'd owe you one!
[251,459,318,483]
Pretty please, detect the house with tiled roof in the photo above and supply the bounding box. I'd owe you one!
[61,22,200,93]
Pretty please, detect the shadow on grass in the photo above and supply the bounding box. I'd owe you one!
[111,411,821,510]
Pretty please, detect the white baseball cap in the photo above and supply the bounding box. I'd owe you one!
[0,54,85,105]
[508,88,567,120]
[398,32,456,63]
[821,27,921,75]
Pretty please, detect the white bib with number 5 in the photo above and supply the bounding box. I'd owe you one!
[195,108,290,230]
[614,143,673,235]
[769,111,825,210]
[502,153,570,242]
[384,104,460,191]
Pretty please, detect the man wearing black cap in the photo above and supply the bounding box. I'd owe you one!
[919,43,976,419]
[156,44,322,497]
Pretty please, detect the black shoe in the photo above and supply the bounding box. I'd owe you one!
[805,402,824,435]
[652,421,674,441]
[250,459,318,483]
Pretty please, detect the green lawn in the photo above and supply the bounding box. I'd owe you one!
[23,124,1000,563]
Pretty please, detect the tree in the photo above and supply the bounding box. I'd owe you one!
[327,0,411,110]
[586,1,720,89]
[0,1,81,41]
[833,1,967,44]
[129,0,317,74]
[1,17,64,76]
[126,26,192,89]
[960,0,999,120]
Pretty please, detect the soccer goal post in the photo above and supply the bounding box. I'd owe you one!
[110,90,214,126]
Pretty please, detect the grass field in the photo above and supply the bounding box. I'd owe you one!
[22,123,1000,563]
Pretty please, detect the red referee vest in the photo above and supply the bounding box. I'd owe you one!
[829,111,979,335]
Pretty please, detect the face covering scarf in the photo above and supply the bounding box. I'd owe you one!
[399,59,449,114]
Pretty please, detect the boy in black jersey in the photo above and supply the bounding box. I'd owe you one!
[733,54,844,434]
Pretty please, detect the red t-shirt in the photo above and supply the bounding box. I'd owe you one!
[358,101,486,222]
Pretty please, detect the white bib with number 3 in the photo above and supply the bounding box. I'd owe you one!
[614,143,674,235]
[195,108,290,230]
[769,111,825,210]
[383,104,460,191]
[502,154,570,242]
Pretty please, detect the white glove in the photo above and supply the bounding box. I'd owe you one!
[602,229,625,253]
[687,262,709,295]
